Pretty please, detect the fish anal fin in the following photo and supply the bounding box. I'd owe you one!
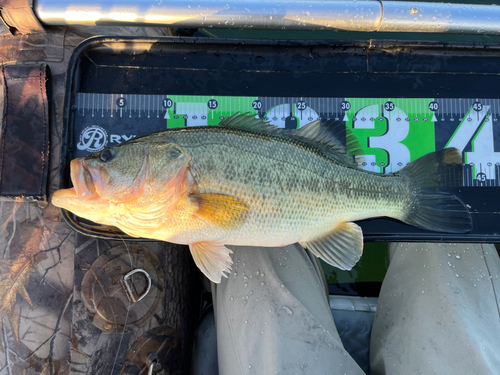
[191,193,249,229]
[189,241,233,283]
[302,222,363,270]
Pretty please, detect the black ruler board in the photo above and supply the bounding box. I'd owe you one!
[62,37,500,242]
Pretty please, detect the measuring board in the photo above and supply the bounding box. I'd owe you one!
[73,93,500,187]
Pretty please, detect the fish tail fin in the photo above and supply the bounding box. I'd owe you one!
[397,148,472,233]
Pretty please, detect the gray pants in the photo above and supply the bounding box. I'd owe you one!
[211,243,500,374]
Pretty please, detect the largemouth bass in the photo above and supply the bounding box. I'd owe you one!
[53,114,471,282]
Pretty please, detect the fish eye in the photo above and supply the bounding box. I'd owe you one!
[99,149,114,162]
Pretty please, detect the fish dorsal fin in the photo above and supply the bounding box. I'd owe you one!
[218,112,280,134]
[189,241,233,283]
[301,222,364,270]
[293,119,364,167]
[219,113,363,167]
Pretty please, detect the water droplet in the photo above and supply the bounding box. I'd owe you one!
[233,272,238,277]
[255,271,260,276]
[455,273,460,278]
[248,364,252,369]
[282,306,293,315]
[245,320,248,324]
[260,282,265,286]
[456,255,461,259]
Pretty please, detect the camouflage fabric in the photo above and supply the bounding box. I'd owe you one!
[0,24,199,375]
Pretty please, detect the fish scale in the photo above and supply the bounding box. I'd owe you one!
[161,126,409,246]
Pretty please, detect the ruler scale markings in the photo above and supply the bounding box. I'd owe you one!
[137,94,140,117]
[154,94,157,118]
[73,93,500,186]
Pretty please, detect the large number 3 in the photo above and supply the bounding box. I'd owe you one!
[353,104,410,174]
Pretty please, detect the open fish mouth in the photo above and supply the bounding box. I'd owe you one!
[52,158,99,204]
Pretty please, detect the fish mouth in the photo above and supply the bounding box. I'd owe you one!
[52,158,99,207]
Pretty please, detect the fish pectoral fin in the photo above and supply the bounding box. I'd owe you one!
[189,241,233,283]
[301,222,364,270]
[191,193,249,229]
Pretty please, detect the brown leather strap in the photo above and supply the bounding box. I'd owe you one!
[0,63,50,201]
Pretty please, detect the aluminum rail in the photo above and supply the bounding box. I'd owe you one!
[34,0,500,35]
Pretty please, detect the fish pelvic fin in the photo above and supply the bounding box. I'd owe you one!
[189,241,233,283]
[397,147,472,233]
[301,222,363,270]
[191,193,249,229]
